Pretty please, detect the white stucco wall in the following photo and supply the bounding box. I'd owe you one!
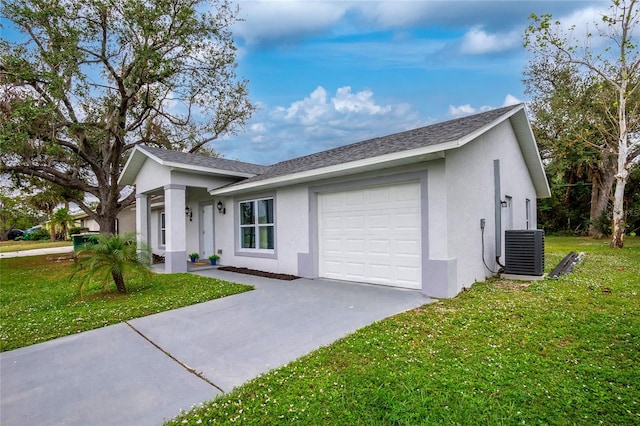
[135,160,172,194]
[129,119,542,295]
[212,185,310,275]
[78,208,136,234]
[445,120,538,292]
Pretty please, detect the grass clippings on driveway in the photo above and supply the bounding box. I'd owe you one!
[168,237,639,425]
[0,255,252,352]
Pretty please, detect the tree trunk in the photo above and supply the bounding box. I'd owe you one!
[111,269,127,293]
[611,174,628,248]
[589,155,617,236]
[97,213,118,234]
[611,82,629,249]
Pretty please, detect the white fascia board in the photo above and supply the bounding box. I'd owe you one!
[510,111,552,198]
[209,108,521,197]
[209,148,449,196]
[165,162,257,178]
[119,145,258,185]
[118,146,146,185]
[139,146,257,178]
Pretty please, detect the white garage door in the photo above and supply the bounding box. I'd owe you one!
[318,181,422,289]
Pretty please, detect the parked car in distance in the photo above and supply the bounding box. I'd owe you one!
[23,225,42,236]
[7,229,24,240]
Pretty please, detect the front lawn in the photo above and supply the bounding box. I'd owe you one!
[169,237,640,425]
[0,255,252,351]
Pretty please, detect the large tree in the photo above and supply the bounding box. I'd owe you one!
[0,0,254,233]
[525,0,640,248]
[524,54,620,236]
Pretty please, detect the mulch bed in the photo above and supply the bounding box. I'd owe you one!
[218,266,299,281]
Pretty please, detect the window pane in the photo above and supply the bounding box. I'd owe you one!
[258,199,274,224]
[240,202,254,225]
[259,226,274,249]
[161,213,166,245]
[241,227,255,248]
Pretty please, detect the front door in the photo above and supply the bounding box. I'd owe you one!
[201,203,215,258]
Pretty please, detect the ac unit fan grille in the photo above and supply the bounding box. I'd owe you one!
[504,230,545,276]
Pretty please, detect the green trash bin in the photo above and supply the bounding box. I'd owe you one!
[72,233,99,251]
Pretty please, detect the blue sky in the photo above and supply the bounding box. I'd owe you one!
[219,0,609,164]
[1,0,610,165]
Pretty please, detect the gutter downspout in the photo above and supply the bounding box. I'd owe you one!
[494,159,505,271]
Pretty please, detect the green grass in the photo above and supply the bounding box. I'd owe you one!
[0,255,252,351]
[0,240,72,253]
[168,237,640,425]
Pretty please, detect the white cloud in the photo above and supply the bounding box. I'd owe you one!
[459,26,519,55]
[448,94,522,118]
[218,85,424,163]
[360,2,435,28]
[502,94,522,106]
[234,1,349,44]
[448,104,476,117]
[448,103,492,117]
[279,86,330,124]
[332,86,390,114]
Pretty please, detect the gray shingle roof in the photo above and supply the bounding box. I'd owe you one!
[233,104,522,185]
[134,105,522,187]
[140,145,269,175]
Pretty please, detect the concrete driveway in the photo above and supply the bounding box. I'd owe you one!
[0,269,430,426]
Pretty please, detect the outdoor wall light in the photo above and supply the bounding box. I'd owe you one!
[217,200,226,214]
[185,206,193,221]
[500,200,508,207]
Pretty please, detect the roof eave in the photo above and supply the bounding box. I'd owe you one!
[118,146,146,185]
[209,106,527,197]
[509,109,552,198]
[165,162,258,178]
[118,146,260,185]
[209,147,451,196]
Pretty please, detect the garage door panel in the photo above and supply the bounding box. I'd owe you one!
[394,239,420,255]
[395,212,420,229]
[368,214,391,230]
[319,181,422,290]
[345,261,365,277]
[345,239,366,255]
[345,214,365,229]
[345,191,365,206]
[369,239,390,254]
[368,187,391,204]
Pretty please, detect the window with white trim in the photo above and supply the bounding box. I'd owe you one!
[239,198,274,251]
[525,199,531,230]
[160,212,166,246]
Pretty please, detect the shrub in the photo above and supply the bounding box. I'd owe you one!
[69,226,89,236]
[25,228,50,241]
[71,232,151,294]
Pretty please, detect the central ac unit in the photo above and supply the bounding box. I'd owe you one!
[504,230,545,276]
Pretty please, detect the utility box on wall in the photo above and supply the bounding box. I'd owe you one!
[504,230,545,276]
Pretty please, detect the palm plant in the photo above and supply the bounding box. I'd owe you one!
[50,207,76,240]
[72,232,151,294]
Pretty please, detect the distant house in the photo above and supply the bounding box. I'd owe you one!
[120,104,550,298]
[73,208,136,235]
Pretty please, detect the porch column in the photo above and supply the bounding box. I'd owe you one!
[135,193,150,264]
[164,184,187,273]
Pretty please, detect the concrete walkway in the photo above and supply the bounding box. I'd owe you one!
[0,268,430,426]
[0,245,74,259]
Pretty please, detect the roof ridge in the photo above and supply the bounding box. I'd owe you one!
[268,104,522,168]
[139,145,268,169]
